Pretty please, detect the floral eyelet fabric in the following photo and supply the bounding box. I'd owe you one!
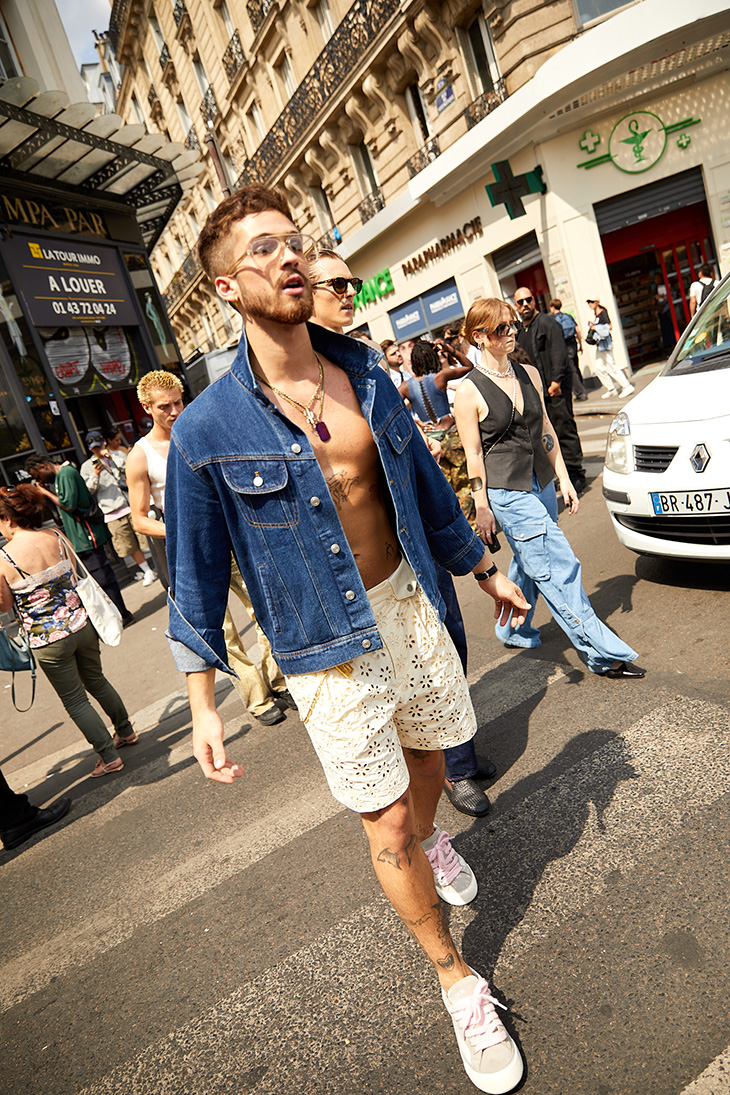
[11,561,88,648]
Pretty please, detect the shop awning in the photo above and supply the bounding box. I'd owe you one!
[0,76,203,250]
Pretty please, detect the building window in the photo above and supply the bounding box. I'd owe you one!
[276,52,296,99]
[247,99,265,141]
[465,14,500,96]
[192,55,210,96]
[405,83,431,144]
[315,0,335,42]
[174,96,191,137]
[187,209,200,238]
[218,0,235,35]
[130,93,145,126]
[309,186,334,234]
[203,184,218,212]
[352,141,379,198]
[149,14,165,52]
[573,0,633,25]
[0,14,20,79]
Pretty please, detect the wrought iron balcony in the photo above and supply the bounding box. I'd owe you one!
[173,0,188,27]
[463,79,508,130]
[147,84,159,109]
[223,30,246,84]
[405,136,441,179]
[356,187,385,225]
[163,246,202,311]
[236,0,399,188]
[247,0,276,36]
[200,86,220,124]
[315,227,340,251]
[159,43,171,73]
[184,125,200,152]
[109,0,131,53]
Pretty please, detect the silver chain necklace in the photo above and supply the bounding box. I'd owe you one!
[473,358,515,380]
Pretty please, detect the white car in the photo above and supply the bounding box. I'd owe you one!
[603,271,730,561]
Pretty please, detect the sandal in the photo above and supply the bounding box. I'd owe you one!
[91,757,124,777]
[113,731,138,748]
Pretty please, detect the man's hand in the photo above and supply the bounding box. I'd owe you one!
[559,476,580,515]
[477,570,531,628]
[547,380,562,397]
[192,710,244,784]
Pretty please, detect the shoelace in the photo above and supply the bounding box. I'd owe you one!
[424,829,462,885]
[452,980,508,1051]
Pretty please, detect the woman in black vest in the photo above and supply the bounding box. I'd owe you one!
[453,299,643,679]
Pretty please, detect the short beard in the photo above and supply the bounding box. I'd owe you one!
[240,285,314,327]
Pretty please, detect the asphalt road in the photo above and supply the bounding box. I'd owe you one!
[1,407,729,1095]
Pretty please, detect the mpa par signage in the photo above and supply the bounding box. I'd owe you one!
[3,234,138,327]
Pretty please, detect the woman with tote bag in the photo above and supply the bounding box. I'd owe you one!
[0,484,136,777]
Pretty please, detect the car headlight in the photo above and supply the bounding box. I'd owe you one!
[605,411,632,474]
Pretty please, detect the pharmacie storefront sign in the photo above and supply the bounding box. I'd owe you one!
[402,217,483,277]
[3,233,137,327]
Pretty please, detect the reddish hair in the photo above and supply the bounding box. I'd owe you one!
[462,298,518,346]
[197,183,294,280]
[0,484,47,529]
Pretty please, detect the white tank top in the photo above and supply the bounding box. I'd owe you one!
[135,436,168,512]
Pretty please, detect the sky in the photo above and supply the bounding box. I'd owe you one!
[55,0,112,69]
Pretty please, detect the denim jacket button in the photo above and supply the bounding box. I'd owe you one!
[361,638,371,649]
[291,444,302,454]
[253,475,263,487]
[310,496,321,506]
[345,590,355,600]
[330,543,340,553]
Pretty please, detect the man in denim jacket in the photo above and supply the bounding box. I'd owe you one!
[165,184,528,1094]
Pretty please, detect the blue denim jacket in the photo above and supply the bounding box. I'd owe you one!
[166,323,485,676]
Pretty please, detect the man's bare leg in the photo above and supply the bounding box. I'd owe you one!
[403,746,445,840]
[361,786,471,992]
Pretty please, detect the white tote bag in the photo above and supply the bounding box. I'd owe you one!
[66,543,123,646]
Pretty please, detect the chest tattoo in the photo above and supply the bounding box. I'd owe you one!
[326,470,360,510]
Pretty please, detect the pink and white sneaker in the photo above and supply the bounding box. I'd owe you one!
[443,972,524,1093]
[422,825,478,905]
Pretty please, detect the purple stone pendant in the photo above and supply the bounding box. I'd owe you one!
[315,420,331,441]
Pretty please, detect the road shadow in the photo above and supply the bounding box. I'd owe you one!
[635,554,729,592]
[0,722,64,767]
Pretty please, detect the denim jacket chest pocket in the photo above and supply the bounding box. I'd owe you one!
[221,458,298,528]
[381,407,413,486]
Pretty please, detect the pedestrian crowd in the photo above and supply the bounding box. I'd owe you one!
[1,182,651,1095]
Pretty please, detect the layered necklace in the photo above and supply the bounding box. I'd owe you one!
[474,355,517,405]
[253,351,331,441]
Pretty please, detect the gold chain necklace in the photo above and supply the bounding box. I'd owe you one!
[253,352,331,441]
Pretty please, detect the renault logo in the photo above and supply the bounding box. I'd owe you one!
[690,444,710,473]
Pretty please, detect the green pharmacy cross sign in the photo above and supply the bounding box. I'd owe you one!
[577,111,701,173]
[486,160,547,219]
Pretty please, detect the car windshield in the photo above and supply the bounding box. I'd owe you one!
[664,274,730,376]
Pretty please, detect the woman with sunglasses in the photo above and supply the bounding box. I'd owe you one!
[453,298,644,679]
[0,484,136,777]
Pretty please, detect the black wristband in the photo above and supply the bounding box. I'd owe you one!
[474,563,498,581]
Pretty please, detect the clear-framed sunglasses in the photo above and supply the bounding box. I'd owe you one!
[227,233,318,276]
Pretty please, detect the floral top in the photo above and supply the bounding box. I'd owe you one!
[2,535,88,648]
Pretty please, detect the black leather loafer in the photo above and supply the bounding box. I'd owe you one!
[600,661,645,679]
[274,689,298,711]
[1,797,71,850]
[256,705,286,725]
[443,777,491,817]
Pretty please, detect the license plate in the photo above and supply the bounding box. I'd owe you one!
[650,489,730,516]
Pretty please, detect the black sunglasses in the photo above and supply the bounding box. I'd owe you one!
[313,277,363,295]
[515,295,534,305]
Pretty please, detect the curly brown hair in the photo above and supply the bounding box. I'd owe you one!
[0,484,47,529]
[197,183,294,281]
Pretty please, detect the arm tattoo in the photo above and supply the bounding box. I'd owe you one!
[437,954,456,970]
[326,471,360,510]
[469,476,484,493]
[542,433,555,452]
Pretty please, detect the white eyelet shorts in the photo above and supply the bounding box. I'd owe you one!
[284,558,477,813]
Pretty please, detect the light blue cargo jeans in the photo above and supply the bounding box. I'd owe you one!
[489,476,638,673]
